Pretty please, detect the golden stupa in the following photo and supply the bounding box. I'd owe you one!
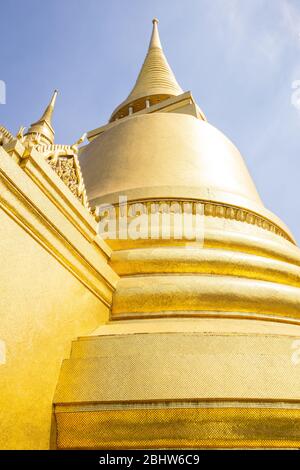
[1,19,300,449]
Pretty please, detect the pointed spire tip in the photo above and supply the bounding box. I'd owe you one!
[149,16,162,49]
[50,89,58,107]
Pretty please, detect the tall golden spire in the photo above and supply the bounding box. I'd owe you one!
[110,19,183,121]
[25,90,58,144]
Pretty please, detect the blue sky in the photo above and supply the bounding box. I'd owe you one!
[1,0,300,241]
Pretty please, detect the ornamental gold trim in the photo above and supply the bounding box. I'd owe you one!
[107,198,293,243]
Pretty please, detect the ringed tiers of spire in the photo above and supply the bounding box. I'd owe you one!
[25,90,58,144]
[110,19,183,122]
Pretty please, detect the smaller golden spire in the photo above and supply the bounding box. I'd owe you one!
[39,89,58,124]
[25,90,58,145]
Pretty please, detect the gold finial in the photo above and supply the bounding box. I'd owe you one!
[149,17,162,49]
[25,90,58,145]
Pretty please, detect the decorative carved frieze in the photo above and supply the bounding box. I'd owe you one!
[101,199,292,243]
[46,151,89,209]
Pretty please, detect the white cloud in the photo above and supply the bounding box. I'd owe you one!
[280,0,300,42]
[205,0,300,64]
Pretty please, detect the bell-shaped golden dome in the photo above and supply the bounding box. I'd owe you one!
[82,113,259,205]
[81,111,292,240]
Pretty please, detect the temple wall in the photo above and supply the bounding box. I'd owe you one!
[0,144,118,449]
